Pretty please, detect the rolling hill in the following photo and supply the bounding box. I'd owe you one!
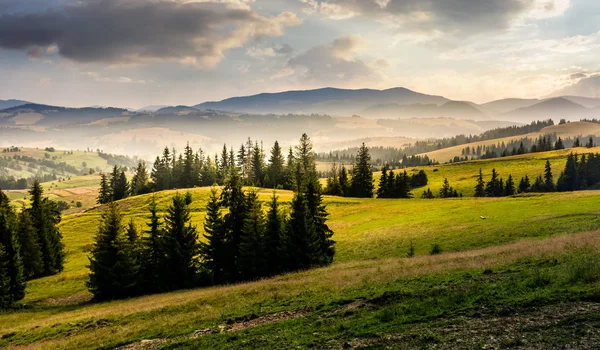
[0,103,128,127]
[361,100,488,120]
[0,99,29,110]
[503,97,595,122]
[420,120,600,163]
[3,148,600,348]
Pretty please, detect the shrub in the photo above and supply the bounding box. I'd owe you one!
[430,243,442,255]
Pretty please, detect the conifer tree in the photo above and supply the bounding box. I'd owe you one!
[238,192,266,279]
[266,141,285,189]
[586,137,594,148]
[504,174,515,196]
[306,181,335,266]
[251,141,265,187]
[421,188,434,199]
[485,169,503,197]
[97,173,112,204]
[87,203,139,300]
[377,165,389,198]
[557,153,578,191]
[16,211,43,279]
[474,169,485,197]
[439,178,452,198]
[554,137,564,150]
[294,134,318,191]
[349,143,374,198]
[110,166,128,201]
[518,175,531,193]
[220,169,246,279]
[130,161,149,196]
[544,160,554,191]
[325,162,343,196]
[200,188,230,284]
[141,197,165,293]
[339,165,349,196]
[162,194,199,289]
[284,192,316,270]
[0,245,12,308]
[27,180,64,276]
[264,193,284,276]
[574,138,581,147]
[0,202,25,306]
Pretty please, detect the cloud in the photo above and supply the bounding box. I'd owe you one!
[83,72,149,84]
[246,43,294,58]
[283,36,384,84]
[301,0,571,38]
[551,73,600,98]
[0,0,301,67]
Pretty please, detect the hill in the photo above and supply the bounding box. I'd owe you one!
[361,101,488,120]
[194,87,449,116]
[479,98,540,115]
[3,150,600,348]
[0,103,128,127]
[0,99,29,110]
[503,97,593,122]
[421,121,600,163]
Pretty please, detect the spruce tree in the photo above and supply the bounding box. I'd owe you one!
[16,211,43,279]
[518,175,531,193]
[587,137,594,148]
[162,194,199,289]
[305,181,335,266]
[130,161,149,196]
[97,173,112,204]
[377,165,389,198]
[251,141,265,187]
[504,174,515,196]
[238,192,266,279]
[294,134,318,191]
[110,166,128,201]
[339,165,349,196]
[439,178,452,198]
[485,169,503,197]
[325,162,343,196]
[544,160,554,191]
[284,192,316,270]
[349,143,374,198]
[0,244,12,308]
[264,193,284,276]
[27,180,64,276]
[266,141,285,188]
[220,168,247,279]
[141,197,165,293]
[200,188,230,284]
[0,202,25,305]
[87,203,139,300]
[474,169,485,197]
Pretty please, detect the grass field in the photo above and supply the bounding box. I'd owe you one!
[420,121,600,163]
[3,148,600,349]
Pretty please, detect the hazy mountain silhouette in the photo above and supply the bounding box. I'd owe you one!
[194,87,449,115]
[0,99,30,110]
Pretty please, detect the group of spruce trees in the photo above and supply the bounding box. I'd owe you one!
[556,153,600,191]
[377,167,428,199]
[0,181,64,308]
[87,134,335,301]
[325,143,429,199]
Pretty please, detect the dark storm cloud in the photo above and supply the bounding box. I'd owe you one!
[0,0,300,66]
[302,0,561,36]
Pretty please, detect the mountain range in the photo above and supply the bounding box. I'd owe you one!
[2,87,600,125]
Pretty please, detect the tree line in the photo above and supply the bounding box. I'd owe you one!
[97,139,298,204]
[87,134,335,300]
[0,181,64,308]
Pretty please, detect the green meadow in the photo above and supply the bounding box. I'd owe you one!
[2,149,600,349]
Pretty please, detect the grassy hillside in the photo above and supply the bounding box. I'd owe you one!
[421,121,600,163]
[3,150,600,349]
[397,146,600,197]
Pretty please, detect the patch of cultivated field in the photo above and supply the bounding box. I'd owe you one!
[5,174,102,213]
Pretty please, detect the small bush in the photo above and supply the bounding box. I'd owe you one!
[407,240,415,258]
[76,201,83,208]
[430,243,442,255]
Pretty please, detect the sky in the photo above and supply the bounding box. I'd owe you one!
[0,0,599,108]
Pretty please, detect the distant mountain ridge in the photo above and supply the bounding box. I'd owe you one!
[0,99,30,110]
[0,103,128,127]
[194,87,450,116]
